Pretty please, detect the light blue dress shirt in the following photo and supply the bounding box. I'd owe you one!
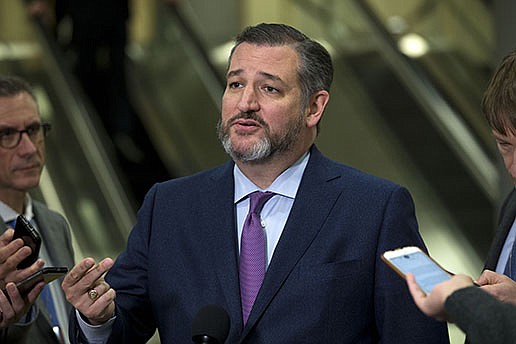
[495,218,516,274]
[234,152,309,266]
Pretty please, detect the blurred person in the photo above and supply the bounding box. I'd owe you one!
[406,273,516,344]
[27,0,143,163]
[27,0,178,202]
[63,23,449,343]
[477,50,516,306]
[0,76,74,343]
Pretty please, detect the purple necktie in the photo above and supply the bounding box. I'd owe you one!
[239,191,275,324]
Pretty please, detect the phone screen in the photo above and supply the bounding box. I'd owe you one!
[388,251,451,294]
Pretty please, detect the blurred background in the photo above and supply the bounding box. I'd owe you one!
[0,0,514,342]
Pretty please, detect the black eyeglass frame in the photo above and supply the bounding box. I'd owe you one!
[0,122,52,149]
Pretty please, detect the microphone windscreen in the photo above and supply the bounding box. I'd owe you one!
[191,304,230,343]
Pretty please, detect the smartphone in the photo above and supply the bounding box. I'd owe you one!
[1,266,68,300]
[381,246,452,294]
[13,215,42,269]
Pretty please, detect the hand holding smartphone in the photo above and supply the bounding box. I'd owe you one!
[13,215,41,269]
[1,267,68,301]
[382,246,452,294]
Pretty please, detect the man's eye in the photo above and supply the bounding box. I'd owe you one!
[264,86,278,93]
[26,124,41,135]
[228,81,242,89]
[0,128,15,137]
[498,142,512,150]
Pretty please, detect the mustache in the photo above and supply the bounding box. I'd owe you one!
[14,157,42,169]
[228,111,267,127]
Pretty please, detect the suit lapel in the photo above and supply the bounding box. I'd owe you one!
[485,189,516,270]
[199,162,245,330]
[241,147,342,336]
[33,202,60,265]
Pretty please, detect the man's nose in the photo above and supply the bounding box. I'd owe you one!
[238,88,260,112]
[17,132,37,153]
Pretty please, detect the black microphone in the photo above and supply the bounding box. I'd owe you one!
[192,304,230,344]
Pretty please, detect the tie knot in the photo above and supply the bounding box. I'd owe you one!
[248,191,275,215]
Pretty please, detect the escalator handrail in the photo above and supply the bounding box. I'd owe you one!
[296,0,500,202]
[29,17,136,234]
[164,2,226,109]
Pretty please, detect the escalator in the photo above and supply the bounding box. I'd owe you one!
[341,0,502,258]
[0,5,136,260]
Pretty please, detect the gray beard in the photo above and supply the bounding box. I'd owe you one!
[219,130,272,162]
[216,113,304,163]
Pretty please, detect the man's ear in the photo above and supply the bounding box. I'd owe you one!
[306,90,329,128]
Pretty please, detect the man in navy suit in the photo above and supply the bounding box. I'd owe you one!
[63,23,449,343]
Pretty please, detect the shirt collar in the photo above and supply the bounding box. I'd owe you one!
[234,151,310,204]
[0,194,34,223]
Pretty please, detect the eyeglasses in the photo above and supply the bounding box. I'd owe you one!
[0,123,51,149]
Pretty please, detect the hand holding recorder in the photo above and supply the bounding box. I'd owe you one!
[0,228,26,283]
[0,215,68,328]
[0,215,45,290]
[4,215,68,295]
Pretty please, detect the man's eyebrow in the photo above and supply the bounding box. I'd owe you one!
[0,121,41,130]
[492,129,506,138]
[492,132,512,143]
[259,71,283,83]
[226,69,243,78]
[226,69,285,84]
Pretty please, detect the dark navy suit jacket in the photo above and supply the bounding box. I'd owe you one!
[485,188,516,271]
[71,146,449,343]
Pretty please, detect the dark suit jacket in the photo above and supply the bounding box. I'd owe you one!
[71,146,449,343]
[484,188,516,271]
[1,200,75,344]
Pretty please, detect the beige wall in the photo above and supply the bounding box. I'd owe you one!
[130,0,157,46]
[0,0,36,41]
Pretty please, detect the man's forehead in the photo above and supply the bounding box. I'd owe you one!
[492,128,516,139]
[227,44,299,81]
[230,43,298,64]
[0,94,39,123]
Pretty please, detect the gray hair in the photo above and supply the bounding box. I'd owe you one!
[0,75,37,103]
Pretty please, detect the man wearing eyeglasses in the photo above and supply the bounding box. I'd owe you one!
[0,76,75,343]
